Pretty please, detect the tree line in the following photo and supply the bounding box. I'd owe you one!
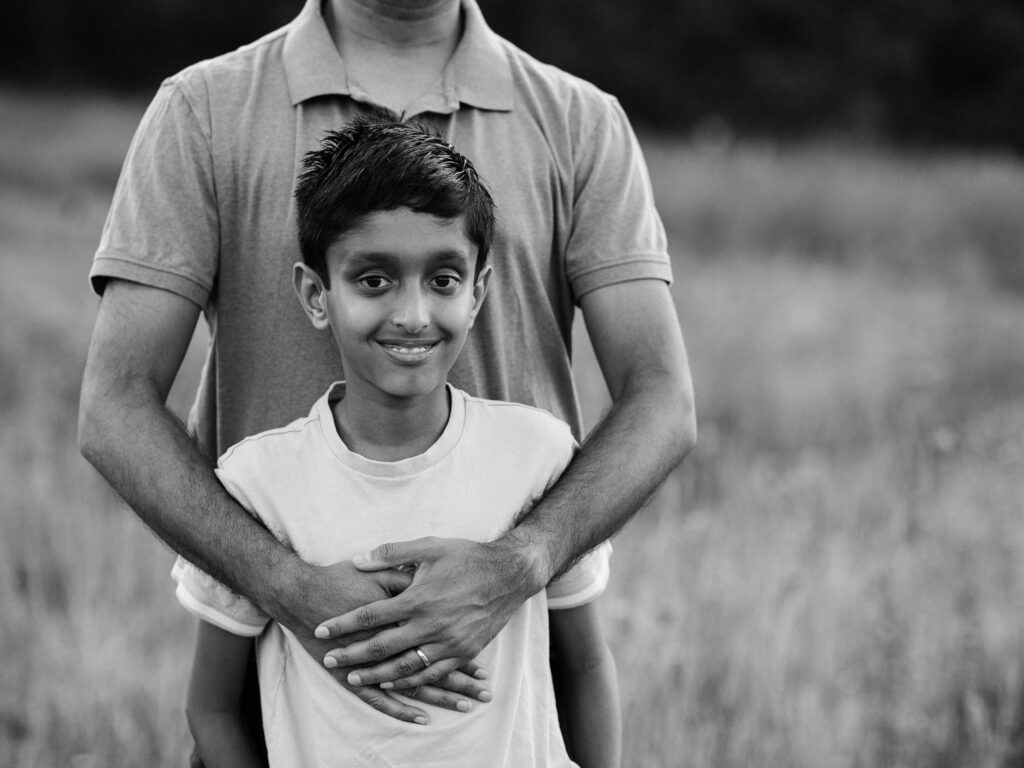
[3,0,1022,149]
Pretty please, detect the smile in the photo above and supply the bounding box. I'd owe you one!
[384,344,434,355]
[377,340,442,361]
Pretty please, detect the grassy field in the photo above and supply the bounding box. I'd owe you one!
[3,87,1024,767]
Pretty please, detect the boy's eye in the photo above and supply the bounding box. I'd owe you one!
[430,273,462,292]
[357,274,391,291]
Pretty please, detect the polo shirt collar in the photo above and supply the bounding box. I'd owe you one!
[450,0,513,111]
[283,0,351,105]
[282,0,513,111]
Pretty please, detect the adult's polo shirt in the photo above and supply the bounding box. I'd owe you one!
[91,0,672,457]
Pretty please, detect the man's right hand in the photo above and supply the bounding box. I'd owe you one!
[280,559,491,724]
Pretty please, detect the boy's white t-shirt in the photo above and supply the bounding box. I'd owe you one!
[173,383,611,768]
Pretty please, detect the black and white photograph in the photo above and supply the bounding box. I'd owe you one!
[2,1,1023,766]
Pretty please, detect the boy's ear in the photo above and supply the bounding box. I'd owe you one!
[293,262,330,330]
[468,265,492,328]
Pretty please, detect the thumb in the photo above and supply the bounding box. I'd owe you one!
[353,538,441,571]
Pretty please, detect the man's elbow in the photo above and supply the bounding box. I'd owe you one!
[77,376,105,467]
[671,378,697,462]
[622,366,696,464]
[77,371,126,471]
[647,366,695,464]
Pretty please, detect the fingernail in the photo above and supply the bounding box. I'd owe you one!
[324,656,338,669]
[456,700,470,712]
[478,690,492,702]
[347,672,361,684]
[380,681,394,690]
[415,716,428,725]
[474,669,489,679]
[353,553,370,566]
[314,626,329,639]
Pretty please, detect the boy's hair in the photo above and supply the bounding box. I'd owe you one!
[295,114,496,287]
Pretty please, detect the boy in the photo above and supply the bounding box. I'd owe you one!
[173,116,621,768]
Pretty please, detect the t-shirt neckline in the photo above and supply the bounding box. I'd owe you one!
[315,382,465,477]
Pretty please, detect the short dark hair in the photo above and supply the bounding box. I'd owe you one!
[295,114,496,287]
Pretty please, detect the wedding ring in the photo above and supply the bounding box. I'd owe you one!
[415,648,432,669]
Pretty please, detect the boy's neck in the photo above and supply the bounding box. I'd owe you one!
[331,384,451,462]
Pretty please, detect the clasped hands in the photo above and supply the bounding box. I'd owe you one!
[290,536,539,725]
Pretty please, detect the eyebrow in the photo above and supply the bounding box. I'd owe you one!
[343,250,472,270]
[427,250,474,268]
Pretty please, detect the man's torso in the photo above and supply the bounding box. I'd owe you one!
[91,0,671,455]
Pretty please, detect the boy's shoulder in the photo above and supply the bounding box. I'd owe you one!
[456,388,576,453]
[217,407,322,472]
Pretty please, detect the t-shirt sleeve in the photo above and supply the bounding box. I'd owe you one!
[169,454,277,636]
[546,539,612,610]
[565,96,672,302]
[172,556,269,637]
[90,75,219,307]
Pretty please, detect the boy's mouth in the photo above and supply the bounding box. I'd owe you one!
[377,339,442,361]
[384,343,434,355]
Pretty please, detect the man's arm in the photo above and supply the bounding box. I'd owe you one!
[79,280,289,607]
[315,278,695,686]
[78,279,488,721]
[513,277,695,573]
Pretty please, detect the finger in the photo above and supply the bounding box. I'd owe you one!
[374,656,462,690]
[373,568,413,596]
[348,681,431,725]
[425,669,492,702]
[343,648,440,687]
[351,648,482,693]
[324,624,420,669]
[315,596,412,640]
[352,537,442,572]
[459,660,490,681]
[402,683,477,713]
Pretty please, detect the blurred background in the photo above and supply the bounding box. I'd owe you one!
[2,1,1024,766]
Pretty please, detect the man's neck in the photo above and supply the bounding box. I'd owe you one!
[324,0,462,113]
[332,385,451,462]
[327,0,460,49]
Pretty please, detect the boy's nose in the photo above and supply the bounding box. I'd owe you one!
[391,289,431,334]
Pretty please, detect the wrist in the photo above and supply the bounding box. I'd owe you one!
[494,529,555,595]
[263,552,317,630]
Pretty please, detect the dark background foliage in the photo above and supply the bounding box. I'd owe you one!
[3,0,1023,148]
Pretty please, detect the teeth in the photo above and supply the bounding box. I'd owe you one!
[384,344,432,355]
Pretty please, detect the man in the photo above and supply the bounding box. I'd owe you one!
[79,0,695,727]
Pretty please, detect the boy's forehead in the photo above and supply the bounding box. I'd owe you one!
[327,209,476,265]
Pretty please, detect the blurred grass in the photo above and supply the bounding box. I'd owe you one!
[645,135,1024,292]
[3,87,1024,767]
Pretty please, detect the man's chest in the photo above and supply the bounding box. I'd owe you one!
[212,103,573,271]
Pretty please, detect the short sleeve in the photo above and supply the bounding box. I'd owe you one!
[171,556,269,636]
[169,450,284,636]
[90,76,219,307]
[546,540,612,610]
[565,97,672,302]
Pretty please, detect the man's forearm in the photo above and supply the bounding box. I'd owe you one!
[506,372,696,584]
[78,382,304,624]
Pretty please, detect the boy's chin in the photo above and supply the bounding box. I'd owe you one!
[375,377,449,402]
